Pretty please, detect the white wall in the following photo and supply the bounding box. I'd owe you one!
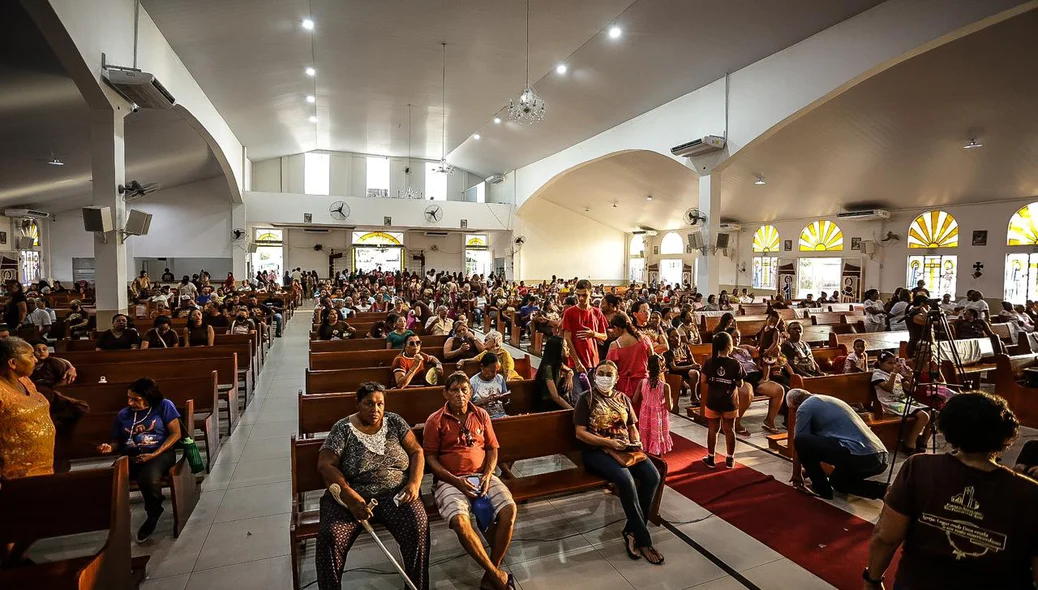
[407,231,464,274]
[283,228,351,276]
[514,199,625,282]
[48,210,94,282]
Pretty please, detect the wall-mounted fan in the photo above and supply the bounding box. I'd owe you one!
[231,228,246,241]
[424,205,443,223]
[513,235,526,250]
[119,180,159,202]
[683,208,707,227]
[329,201,350,221]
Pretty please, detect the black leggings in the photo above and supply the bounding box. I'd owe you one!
[129,449,178,518]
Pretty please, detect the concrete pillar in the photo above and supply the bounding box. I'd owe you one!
[90,108,128,325]
[694,173,722,295]
[232,203,248,279]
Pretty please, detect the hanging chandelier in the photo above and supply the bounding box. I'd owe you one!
[399,104,424,199]
[507,0,546,125]
[433,43,455,176]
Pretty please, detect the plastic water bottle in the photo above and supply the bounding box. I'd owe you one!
[99,376,107,384]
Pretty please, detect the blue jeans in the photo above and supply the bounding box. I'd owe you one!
[272,313,283,336]
[581,449,660,547]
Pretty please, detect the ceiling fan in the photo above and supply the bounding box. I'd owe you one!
[683,208,707,227]
[119,179,159,202]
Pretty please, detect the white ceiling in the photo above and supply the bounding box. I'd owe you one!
[0,1,224,212]
[142,0,883,176]
[718,8,1038,222]
[524,149,698,232]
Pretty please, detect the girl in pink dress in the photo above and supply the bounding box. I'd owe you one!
[606,313,652,415]
[638,355,673,455]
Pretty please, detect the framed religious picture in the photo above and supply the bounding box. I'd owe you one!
[783,239,793,252]
[851,237,862,250]
[972,230,988,246]
[653,246,659,255]
[0,231,6,245]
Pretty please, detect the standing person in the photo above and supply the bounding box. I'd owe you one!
[533,335,574,411]
[862,289,887,332]
[132,270,151,301]
[0,337,52,479]
[865,392,1038,590]
[562,279,608,378]
[3,281,27,330]
[701,332,743,469]
[888,290,911,331]
[638,355,672,456]
[606,312,652,413]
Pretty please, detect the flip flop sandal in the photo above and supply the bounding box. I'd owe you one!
[761,423,782,434]
[622,531,641,560]
[735,427,751,437]
[641,546,665,565]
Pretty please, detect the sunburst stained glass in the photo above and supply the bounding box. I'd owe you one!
[908,210,958,249]
[352,231,403,246]
[799,221,843,252]
[1007,203,1038,246]
[752,225,780,253]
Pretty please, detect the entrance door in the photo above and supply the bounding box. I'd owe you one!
[354,246,402,273]
[659,259,682,287]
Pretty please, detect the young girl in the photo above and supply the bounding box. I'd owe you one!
[843,338,868,373]
[702,332,744,469]
[872,352,933,454]
[636,355,673,455]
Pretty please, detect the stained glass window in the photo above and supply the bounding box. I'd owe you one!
[908,210,958,248]
[1007,203,1038,246]
[352,231,403,245]
[465,234,488,248]
[254,228,283,243]
[752,256,777,290]
[799,220,843,252]
[752,225,780,253]
[907,255,957,299]
[19,219,39,248]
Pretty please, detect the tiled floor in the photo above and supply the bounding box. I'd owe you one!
[32,311,1037,590]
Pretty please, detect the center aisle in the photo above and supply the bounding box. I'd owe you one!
[140,312,838,590]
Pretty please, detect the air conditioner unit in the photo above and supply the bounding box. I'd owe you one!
[670,135,726,158]
[718,222,742,232]
[303,228,329,233]
[837,209,890,221]
[485,173,506,184]
[424,231,449,238]
[3,208,50,219]
[102,68,176,109]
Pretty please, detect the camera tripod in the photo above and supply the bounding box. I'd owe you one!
[885,305,970,484]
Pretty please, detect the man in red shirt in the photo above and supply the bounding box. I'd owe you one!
[424,372,516,590]
[562,279,608,374]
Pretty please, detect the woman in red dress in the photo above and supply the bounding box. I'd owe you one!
[606,312,653,415]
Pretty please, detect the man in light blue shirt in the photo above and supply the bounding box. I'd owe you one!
[788,389,888,500]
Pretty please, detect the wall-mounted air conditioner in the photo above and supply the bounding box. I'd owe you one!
[4,208,50,219]
[718,222,742,232]
[102,68,176,109]
[424,231,449,238]
[837,209,890,221]
[671,135,725,158]
[485,174,506,184]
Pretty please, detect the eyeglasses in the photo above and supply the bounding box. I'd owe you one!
[406,341,421,347]
[458,423,475,447]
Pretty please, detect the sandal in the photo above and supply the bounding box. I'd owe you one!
[621,531,641,560]
[735,427,751,437]
[761,423,782,434]
[639,545,665,565]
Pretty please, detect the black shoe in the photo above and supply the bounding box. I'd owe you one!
[811,485,834,500]
[701,455,716,469]
[137,511,161,542]
[724,456,735,469]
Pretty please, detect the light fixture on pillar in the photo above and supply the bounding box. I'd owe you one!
[963,138,983,149]
[507,0,546,125]
[754,176,766,185]
[398,104,424,200]
[433,43,455,175]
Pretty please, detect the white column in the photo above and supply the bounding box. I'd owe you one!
[232,203,248,278]
[90,108,128,325]
[694,173,722,295]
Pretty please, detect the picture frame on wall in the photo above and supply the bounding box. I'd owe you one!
[653,246,659,255]
[0,231,6,246]
[972,230,988,246]
[783,239,792,252]
[851,237,861,250]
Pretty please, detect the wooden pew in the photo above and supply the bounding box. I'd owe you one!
[308,347,445,371]
[288,410,668,590]
[802,324,841,346]
[829,330,907,354]
[0,458,148,590]
[992,353,1038,428]
[808,312,846,326]
[308,335,449,353]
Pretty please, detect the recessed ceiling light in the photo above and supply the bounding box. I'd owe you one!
[306,95,316,103]
[754,176,766,185]
[47,157,64,166]
[608,26,622,39]
[493,117,502,124]
[556,64,567,75]
[302,18,314,30]
[584,207,590,212]
[473,134,481,140]
[305,66,316,76]
[309,115,318,123]
[646,195,653,201]
[963,138,983,149]
[612,202,618,208]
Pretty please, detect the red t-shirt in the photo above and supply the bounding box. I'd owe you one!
[562,305,607,370]
[423,404,499,476]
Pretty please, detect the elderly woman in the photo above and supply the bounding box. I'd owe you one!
[444,322,484,362]
[318,308,355,341]
[316,382,428,590]
[0,337,53,480]
[97,378,182,542]
[865,392,1038,590]
[472,330,520,380]
[574,359,663,565]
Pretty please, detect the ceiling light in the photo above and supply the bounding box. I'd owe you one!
[305,95,316,103]
[308,115,318,123]
[305,66,315,76]
[963,138,983,149]
[46,157,64,166]
[473,134,481,140]
[302,18,314,30]
[612,202,618,208]
[556,64,567,75]
[493,117,502,124]
[608,26,622,39]
[584,207,590,212]
[508,0,546,125]
[754,176,766,185]
[646,195,653,201]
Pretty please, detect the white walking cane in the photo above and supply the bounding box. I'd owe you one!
[328,484,419,590]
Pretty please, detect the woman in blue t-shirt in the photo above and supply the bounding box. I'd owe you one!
[98,377,182,542]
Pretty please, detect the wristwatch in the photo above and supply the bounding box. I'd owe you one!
[861,568,883,585]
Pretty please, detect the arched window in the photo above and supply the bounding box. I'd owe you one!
[752,225,780,253]
[1007,203,1038,246]
[630,235,645,257]
[908,210,958,248]
[629,235,645,283]
[659,232,683,255]
[799,220,843,252]
[352,231,403,246]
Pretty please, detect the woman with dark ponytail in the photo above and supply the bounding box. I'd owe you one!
[606,312,653,415]
[700,332,744,469]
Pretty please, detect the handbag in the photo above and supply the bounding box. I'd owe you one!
[604,448,648,467]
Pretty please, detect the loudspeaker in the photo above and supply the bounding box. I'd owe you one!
[715,233,730,249]
[15,236,35,250]
[688,232,704,249]
[247,243,258,253]
[124,209,153,236]
[82,206,113,233]
[862,240,876,255]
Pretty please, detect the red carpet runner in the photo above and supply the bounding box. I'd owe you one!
[663,434,898,589]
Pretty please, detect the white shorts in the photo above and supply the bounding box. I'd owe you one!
[433,475,515,525]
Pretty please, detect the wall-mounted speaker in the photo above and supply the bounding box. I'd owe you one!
[715,233,730,249]
[247,243,258,253]
[688,232,704,250]
[124,209,153,236]
[862,240,876,255]
[15,236,35,250]
[82,206,113,233]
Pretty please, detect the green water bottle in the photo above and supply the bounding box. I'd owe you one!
[181,436,205,474]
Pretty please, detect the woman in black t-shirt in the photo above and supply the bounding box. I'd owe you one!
[96,314,141,350]
[534,336,574,411]
[4,281,27,329]
[317,309,355,341]
[700,332,745,469]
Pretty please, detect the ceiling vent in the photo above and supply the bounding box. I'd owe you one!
[3,208,50,219]
[718,222,742,232]
[485,173,506,184]
[671,135,725,158]
[303,228,329,233]
[837,209,890,221]
[102,68,176,109]
[424,231,449,238]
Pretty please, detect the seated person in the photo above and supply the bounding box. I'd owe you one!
[65,300,90,338]
[730,330,785,435]
[842,338,869,373]
[425,305,455,336]
[385,315,414,350]
[423,372,517,590]
[664,328,700,404]
[534,335,574,411]
[797,294,818,309]
[228,307,257,335]
[999,301,1034,332]
[472,330,521,380]
[787,389,887,500]
[392,334,443,388]
[317,308,355,340]
[204,303,230,330]
[469,353,509,418]
[25,298,52,338]
[316,382,428,590]
[780,321,823,377]
[97,378,182,541]
[141,315,180,349]
[96,314,141,350]
[260,292,285,337]
[954,308,994,339]
[444,323,484,361]
[1014,439,1038,479]
[174,295,197,319]
[30,340,88,438]
[872,352,932,454]
[183,309,215,347]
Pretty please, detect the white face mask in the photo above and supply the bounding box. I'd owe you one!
[595,375,617,392]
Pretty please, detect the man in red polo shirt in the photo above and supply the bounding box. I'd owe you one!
[562,279,608,375]
[424,372,516,590]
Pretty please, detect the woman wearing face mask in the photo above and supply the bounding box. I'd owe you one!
[574,360,663,565]
[228,309,256,335]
